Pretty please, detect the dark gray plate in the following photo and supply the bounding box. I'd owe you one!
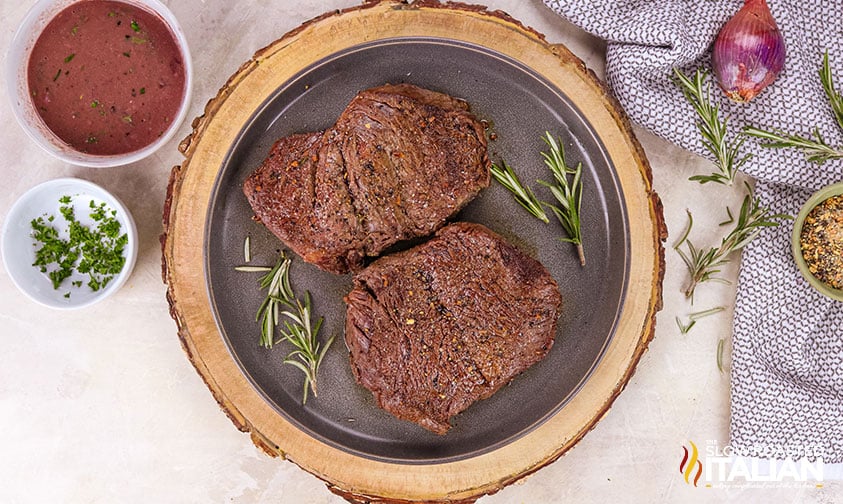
[206,37,629,464]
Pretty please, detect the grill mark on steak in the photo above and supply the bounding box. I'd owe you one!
[327,137,365,235]
[359,97,419,237]
[344,222,562,434]
[243,83,490,274]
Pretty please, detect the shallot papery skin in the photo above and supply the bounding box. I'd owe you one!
[712,0,786,102]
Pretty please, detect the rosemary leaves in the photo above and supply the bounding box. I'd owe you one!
[490,160,549,223]
[238,252,334,404]
[743,127,843,164]
[674,68,750,185]
[539,131,586,266]
[672,65,793,370]
[822,51,843,133]
[675,306,726,335]
[744,51,843,164]
[490,131,586,265]
[673,185,790,300]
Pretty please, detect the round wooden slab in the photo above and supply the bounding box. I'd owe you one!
[161,1,666,502]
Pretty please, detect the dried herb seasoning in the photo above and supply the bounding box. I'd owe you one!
[800,195,843,290]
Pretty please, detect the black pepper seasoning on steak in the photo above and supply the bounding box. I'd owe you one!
[243,84,490,274]
[344,222,563,434]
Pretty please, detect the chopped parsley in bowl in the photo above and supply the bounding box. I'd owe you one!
[1,177,138,309]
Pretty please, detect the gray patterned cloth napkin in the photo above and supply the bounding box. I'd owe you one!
[542,0,843,462]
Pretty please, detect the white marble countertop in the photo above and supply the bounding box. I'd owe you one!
[0,1,839,502]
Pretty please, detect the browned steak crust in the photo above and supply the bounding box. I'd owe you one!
[344,222,562,434]
[243,84,490,274]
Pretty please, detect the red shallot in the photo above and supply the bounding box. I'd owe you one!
[712,0,786,102]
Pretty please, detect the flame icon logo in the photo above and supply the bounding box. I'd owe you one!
[679,441,703,487]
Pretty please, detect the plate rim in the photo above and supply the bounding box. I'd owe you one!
[203,35,632,464]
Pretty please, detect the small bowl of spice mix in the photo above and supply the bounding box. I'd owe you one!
[6,0,193,167]
[792,182,843,301]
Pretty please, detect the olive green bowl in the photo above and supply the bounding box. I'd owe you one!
[791,181,843,302]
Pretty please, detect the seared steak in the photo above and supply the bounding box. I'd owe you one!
[344,222,562,434]
[243,84,490,274]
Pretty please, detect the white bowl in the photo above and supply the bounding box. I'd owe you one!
[2,178,138,309]
[5,0,193,167]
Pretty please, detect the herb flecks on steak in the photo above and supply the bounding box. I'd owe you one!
[344,222,562,434]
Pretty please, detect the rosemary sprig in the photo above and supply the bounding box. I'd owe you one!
[821,50,843,133]
[255,255,292,348]
[675,306,726,335]
[246,252,334,403]
[743,126,843,164]
[744,51,843,164]
[673,185,790,300]
[490,160,549,223]
[538,131,586,266]
[674,68,750,185]
[278,290,334,404]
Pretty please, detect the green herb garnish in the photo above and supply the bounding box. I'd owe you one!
[241,253,334,403]
[53,69,62,82]
[130,20,141,32]
[676,306,732,372]
[673,185,790,300]
[64,53,75,63]
[538,131,586,266]
[674,68,749,185]
[676,306,725,335]
[821,50,843,132]
[139,87,146,95]
[491,133,587,265]
[90,100,99,108]
[30,195,128,292]
[743,127,843,164]
[745,51,843,164]
[490,160,549,223]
